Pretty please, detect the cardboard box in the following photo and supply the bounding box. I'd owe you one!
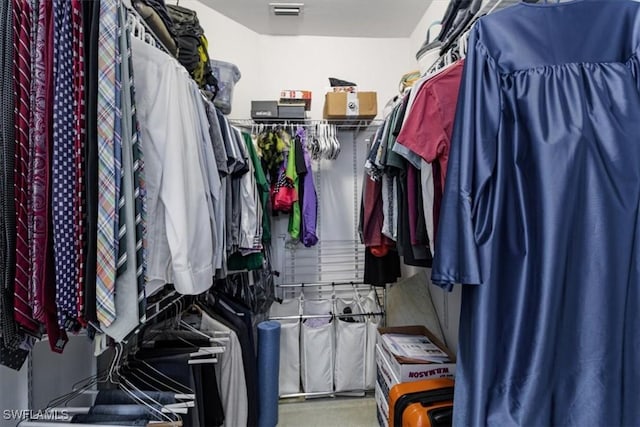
[251,100,278,120]
[280,90,312,111]
[377,325,456,383]
[376,344,400,397]
[375,381,389,427]
[323,91,377,120]
[277,104,306,119]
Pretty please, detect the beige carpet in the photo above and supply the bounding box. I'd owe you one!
[278,397,378,427]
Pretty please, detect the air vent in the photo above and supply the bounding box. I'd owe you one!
[269,2,304,16]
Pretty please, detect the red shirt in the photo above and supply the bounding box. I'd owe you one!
[397,60,464,194]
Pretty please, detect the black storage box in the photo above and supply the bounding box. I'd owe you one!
[278,104,306,119]
[251,100,279,120]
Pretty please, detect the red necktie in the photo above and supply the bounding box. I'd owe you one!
[13,0,39,334]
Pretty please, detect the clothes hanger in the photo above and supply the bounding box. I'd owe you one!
[160,305,227,363]
[110,344,186,420]
[121,364,191,397]
[331,124,341,160]
[123,1,173,54]
[123,336,196,398]
[48,344,185,422]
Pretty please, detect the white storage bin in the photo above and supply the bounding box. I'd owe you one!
[334,298,367,392]
[300,298,334,394]
[269,299,302,395]
[360,290,383,390]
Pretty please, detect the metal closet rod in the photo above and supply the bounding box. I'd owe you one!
[229,119,384,128]
[280,389,371,399]
[269,311,384,321]
[277,281,367,288]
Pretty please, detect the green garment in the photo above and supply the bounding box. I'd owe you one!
[243,133,271,243]
[227,251,264,271]
[286,142,301,240]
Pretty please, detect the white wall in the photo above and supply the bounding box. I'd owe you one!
[0,365,28,427]
[175,0,416,120]
[178,0,260,119]
[250,35,415,120]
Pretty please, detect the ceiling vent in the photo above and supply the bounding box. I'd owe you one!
[269,2,304,16]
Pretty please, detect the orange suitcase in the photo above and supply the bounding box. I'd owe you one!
[388,378,454,427]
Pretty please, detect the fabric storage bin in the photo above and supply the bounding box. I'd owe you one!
[360,290,383,390]
[300,298,335,394]
[269,298,302,395]
[334,298,367,392]
[210,59,241,115]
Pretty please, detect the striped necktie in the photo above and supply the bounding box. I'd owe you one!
[13,0,40,334]
[122,14,147,323]
[96,0,122,327]
[1,0,24,350]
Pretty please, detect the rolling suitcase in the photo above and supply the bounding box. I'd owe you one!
[388,378,454,427]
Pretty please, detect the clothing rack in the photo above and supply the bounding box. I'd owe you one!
[273,281,385,322]
[277,281,369,288]
[126,289,186,342]
[270,280,385,399]
[279,389,372,400]
[437,0,515,57]
[269,311,385,321]
[229,119,384,131]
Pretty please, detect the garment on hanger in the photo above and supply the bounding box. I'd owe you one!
[82,0,100,326]
[299,131,319,247]
[198,309,248,427]
[286,136,303,240]
[397,60,464,245]
[191,82,222,274]
[397,59,464,197]
[433,1,640,424]
[244,132,271,245]
[102,4,145,341]
[360,87,437,283]
[131,36,213,296]
[210,294,259,427]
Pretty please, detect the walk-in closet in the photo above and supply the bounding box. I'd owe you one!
[2,0,640,425]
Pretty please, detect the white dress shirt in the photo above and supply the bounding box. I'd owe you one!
[131,38,213,295]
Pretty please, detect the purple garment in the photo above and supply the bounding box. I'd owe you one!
[299,131,318,247]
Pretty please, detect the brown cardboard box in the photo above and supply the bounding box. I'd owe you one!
[323,91,378,119]
[280,90,312,110]
[377,325,456,383]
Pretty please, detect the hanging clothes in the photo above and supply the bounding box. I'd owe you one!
[244,132,271,245]
[299,132,319,247]
[131,37,214,296]
[0,1,277,378]
[397,60,463,195]
[287,135,303,241]
[433,1,640,424]
[82,0,100,326]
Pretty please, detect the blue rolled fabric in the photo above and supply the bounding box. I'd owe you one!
[257,321,281,427]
